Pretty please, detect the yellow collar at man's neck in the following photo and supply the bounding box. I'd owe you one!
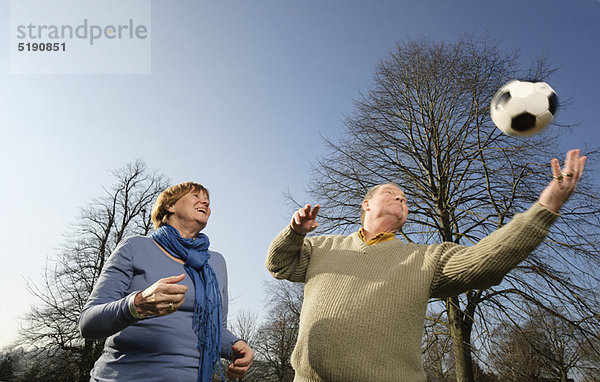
[358,228,396,245]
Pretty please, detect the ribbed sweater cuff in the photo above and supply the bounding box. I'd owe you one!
[531,202,560,228]
[274,225,308,250]
[287,224,308,238]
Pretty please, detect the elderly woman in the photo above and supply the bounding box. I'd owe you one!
[79,182,253,382]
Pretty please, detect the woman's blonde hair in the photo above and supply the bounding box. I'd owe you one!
[151,181,209,230]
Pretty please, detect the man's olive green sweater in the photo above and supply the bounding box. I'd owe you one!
[266,203,558,382]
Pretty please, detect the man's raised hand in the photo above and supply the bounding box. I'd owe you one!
[291,204,320,235]
[538,149,587,213]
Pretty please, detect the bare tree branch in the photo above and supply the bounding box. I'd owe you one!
[18,160,169,381]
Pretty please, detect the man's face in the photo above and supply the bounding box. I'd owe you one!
[362,184,408,229]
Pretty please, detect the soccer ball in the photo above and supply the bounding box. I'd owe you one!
[490,79,558,137]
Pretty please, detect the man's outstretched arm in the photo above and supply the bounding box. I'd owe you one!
[265,204,320,283]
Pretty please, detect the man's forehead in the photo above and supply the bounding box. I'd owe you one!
[378,184,405,195]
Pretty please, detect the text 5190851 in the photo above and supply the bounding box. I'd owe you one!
[18,42,66,52]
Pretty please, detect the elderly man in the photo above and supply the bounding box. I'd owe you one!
[265,149,586,382]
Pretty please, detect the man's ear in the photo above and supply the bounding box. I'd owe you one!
[167,205,175,213]
[362,199,370,213]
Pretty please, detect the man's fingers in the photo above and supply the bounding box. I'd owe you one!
[578,156,587,179]
[310,204,320,219]
[539,149,586,213]
[559,149,587,184]
[299,204,314,219]
[551,158,561,179]
[299,204,320,220]
[563,149,578,176]
[296,205,311,222]
[571,150,586,181]
[291,203,321,234]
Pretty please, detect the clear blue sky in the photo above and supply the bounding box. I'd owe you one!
[1,0,598,348]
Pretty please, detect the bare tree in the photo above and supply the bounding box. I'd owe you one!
[0,347,18,382]
[531,310,584,381]
[232,309,260,348]
[293,35,600,381]
[18,160,169,381]
[252,280,303,382]
[228,282,304,382]
[492,322,550,381]
[228,309,266,382]
[490,306,591,382]
[422,314,455,381]
[579,327,600,382]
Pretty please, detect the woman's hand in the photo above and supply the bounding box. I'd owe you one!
[133,274,188,317]
[227,340,254,379]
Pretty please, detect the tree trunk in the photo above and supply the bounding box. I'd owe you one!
[80,338,104,380]
[559,369,568,382]
[447,296,474,382]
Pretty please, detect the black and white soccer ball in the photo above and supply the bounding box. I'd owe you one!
[490,79,558,137]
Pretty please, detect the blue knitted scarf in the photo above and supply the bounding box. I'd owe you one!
[151,225,223,382]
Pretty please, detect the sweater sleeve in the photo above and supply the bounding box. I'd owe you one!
[78,238,142,339]
[429,203,559,298]
[265,225,313,283]
[216,257,241,359]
